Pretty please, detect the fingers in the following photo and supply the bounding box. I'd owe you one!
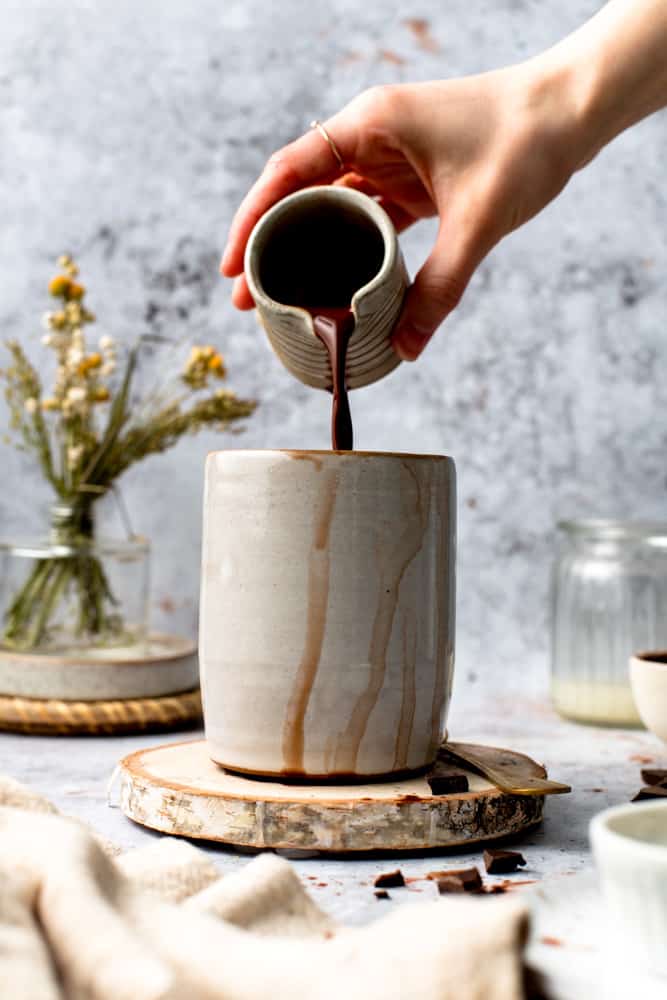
[232,274,255,310]
[377,198,416,234]
[221,118,354,278]
[334,172,416,233]
[333,171,416,233]
[333,171,379,196]
[392,216,491,361]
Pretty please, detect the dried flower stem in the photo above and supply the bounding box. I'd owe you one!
[1,256,257,650]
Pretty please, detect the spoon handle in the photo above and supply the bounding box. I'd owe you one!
[442,741,571,796]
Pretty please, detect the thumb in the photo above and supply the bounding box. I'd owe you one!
[392,221,480,362]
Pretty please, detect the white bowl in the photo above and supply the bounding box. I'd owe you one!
[590,801,667,975]
[0,634,199,700]
[630,652,667,742]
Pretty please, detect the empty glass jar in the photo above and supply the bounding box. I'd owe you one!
[551,520,667,726]
[0,501,149,654]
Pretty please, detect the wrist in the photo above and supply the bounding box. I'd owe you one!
[521,49,609,175]
[526,0,667,173]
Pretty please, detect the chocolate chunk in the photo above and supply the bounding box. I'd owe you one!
[483,849,527,874]
[374,889,390,900]
[427,770,469,795]
[640,768,667,787]
[374,869,405,888]
[436,867,483,894]
[632,785,667,801]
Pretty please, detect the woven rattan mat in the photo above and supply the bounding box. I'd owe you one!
[0,688,202,735]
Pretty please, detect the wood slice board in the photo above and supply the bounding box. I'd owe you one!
[0,634,198,700]
[0,688,202,735]
[119,739,547,852]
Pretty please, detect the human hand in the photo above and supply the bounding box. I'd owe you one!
[221,64,581,360]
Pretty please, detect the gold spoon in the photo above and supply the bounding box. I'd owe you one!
[440,741,571,797]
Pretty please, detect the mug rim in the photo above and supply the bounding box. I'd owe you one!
[243,185,399,317]
[590,799,667,864]
[206,447,454,462]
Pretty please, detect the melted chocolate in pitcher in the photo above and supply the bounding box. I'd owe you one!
[258,203,385,450]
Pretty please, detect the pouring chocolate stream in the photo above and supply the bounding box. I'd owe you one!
[308,307,355,451]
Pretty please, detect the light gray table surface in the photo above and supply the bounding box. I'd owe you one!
[0,690,660,912]
[1,690,664,997]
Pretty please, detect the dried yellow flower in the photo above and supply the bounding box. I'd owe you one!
[182,344,227,389]
[66,386,86,404]
[93,386,110,402]
[48,273,86,302]
[57,254,79,278]
[51,311,67,329]
[48,275,71,298]
[65,302,82,325]
[208,353,226,377]
[41,397,61,411]
[78,353,103,376]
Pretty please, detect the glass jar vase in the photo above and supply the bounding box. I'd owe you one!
[0,501,149,654]
[551,520,667,726]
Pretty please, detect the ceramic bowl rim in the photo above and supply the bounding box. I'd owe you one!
[590,800,667,864]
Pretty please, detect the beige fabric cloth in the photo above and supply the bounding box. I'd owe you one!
[0,776,532,1000]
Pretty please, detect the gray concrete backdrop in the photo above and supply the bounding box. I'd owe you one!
[1,1,666,699]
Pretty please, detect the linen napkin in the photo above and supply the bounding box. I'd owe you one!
[0,775,535,1000]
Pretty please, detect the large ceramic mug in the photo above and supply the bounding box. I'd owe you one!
[243,186,408,391]
[199,450,456,779]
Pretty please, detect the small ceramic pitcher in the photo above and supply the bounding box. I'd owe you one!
[243,186,408,390]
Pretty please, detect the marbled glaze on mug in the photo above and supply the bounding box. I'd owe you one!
[199,450,456,779]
